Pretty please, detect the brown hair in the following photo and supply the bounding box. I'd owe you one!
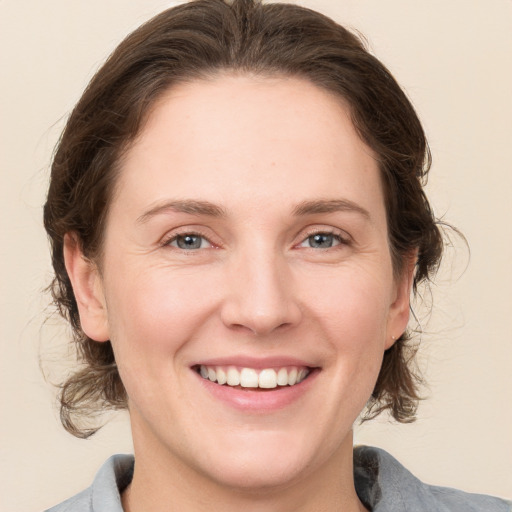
[44,0,443,438]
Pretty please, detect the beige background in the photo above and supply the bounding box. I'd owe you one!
[1,0,511,510]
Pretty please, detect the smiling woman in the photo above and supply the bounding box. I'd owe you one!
[41,1,511,511]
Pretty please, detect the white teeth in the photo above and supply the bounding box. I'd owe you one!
[258,369,277,389]
[226,366,240,386]
[198,365,310,388]
[240,368,259,388]
[216,367,227,385]
[276,367,288,386]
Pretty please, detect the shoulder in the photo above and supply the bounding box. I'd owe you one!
[44,454,134,512]
[354,445,511,512]
[44,488,93,512]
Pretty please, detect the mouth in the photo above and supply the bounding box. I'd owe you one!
[193,364,312,390]
[191,359,320,411]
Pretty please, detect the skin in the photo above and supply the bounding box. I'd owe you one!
[65,74,414,512]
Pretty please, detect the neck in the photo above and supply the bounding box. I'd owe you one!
[122,417,367,512]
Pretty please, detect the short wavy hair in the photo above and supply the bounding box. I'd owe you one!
[44,0,443,438]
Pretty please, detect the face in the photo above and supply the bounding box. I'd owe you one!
[69,75,412,493]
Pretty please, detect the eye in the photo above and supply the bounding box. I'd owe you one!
[299,232,343,249]
[168,233,211,250]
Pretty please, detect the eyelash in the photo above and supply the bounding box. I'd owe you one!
[161,228,351,252]
[297,228,351,250]
[161,229,216,251]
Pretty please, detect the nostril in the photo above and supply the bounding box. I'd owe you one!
[228,319,295,336]
[219,263,303,335]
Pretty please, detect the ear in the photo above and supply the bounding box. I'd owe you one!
[63,233,110,342]
[385,251,417,349]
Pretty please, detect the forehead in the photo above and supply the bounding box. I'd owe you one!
[136,73,371,164]
[115,74,383,221]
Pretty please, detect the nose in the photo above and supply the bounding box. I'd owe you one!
[220,248,302,336]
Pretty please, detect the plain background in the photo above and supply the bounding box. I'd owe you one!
[1,0,511,510]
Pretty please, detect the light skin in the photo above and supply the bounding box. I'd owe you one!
[64,74,414,512]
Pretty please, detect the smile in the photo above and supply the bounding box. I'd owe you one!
[197,365,310,389]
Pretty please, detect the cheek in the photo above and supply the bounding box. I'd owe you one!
[302,267,392,389]
[303,266,392,339]
[104,260,228,363]
[102,268,221,414]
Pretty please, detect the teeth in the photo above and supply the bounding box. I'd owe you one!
[226,366,240,386]
[276,367,288,386]
[240,368,259,388]
[216,367,227,385]
[258,369,277,389]
[198,365,310,388]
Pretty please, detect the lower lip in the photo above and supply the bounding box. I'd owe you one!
[194,369,319,412]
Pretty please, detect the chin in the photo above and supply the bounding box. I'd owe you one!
[194,429,325,493]
[207,454,309,493]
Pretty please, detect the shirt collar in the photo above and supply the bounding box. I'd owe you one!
[89,447,511,512]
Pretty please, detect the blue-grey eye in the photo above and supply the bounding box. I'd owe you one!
[303,233,339,249]
[172,234,207,250]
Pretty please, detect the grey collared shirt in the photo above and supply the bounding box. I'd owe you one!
[45,446,511,511]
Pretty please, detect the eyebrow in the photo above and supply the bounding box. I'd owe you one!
[292,199,370,219]
[137,198,370,224]
[137,200,226,224]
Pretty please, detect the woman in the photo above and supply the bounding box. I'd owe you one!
[43,0,511,510]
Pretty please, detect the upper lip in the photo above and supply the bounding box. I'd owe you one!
[191,355,317,370]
